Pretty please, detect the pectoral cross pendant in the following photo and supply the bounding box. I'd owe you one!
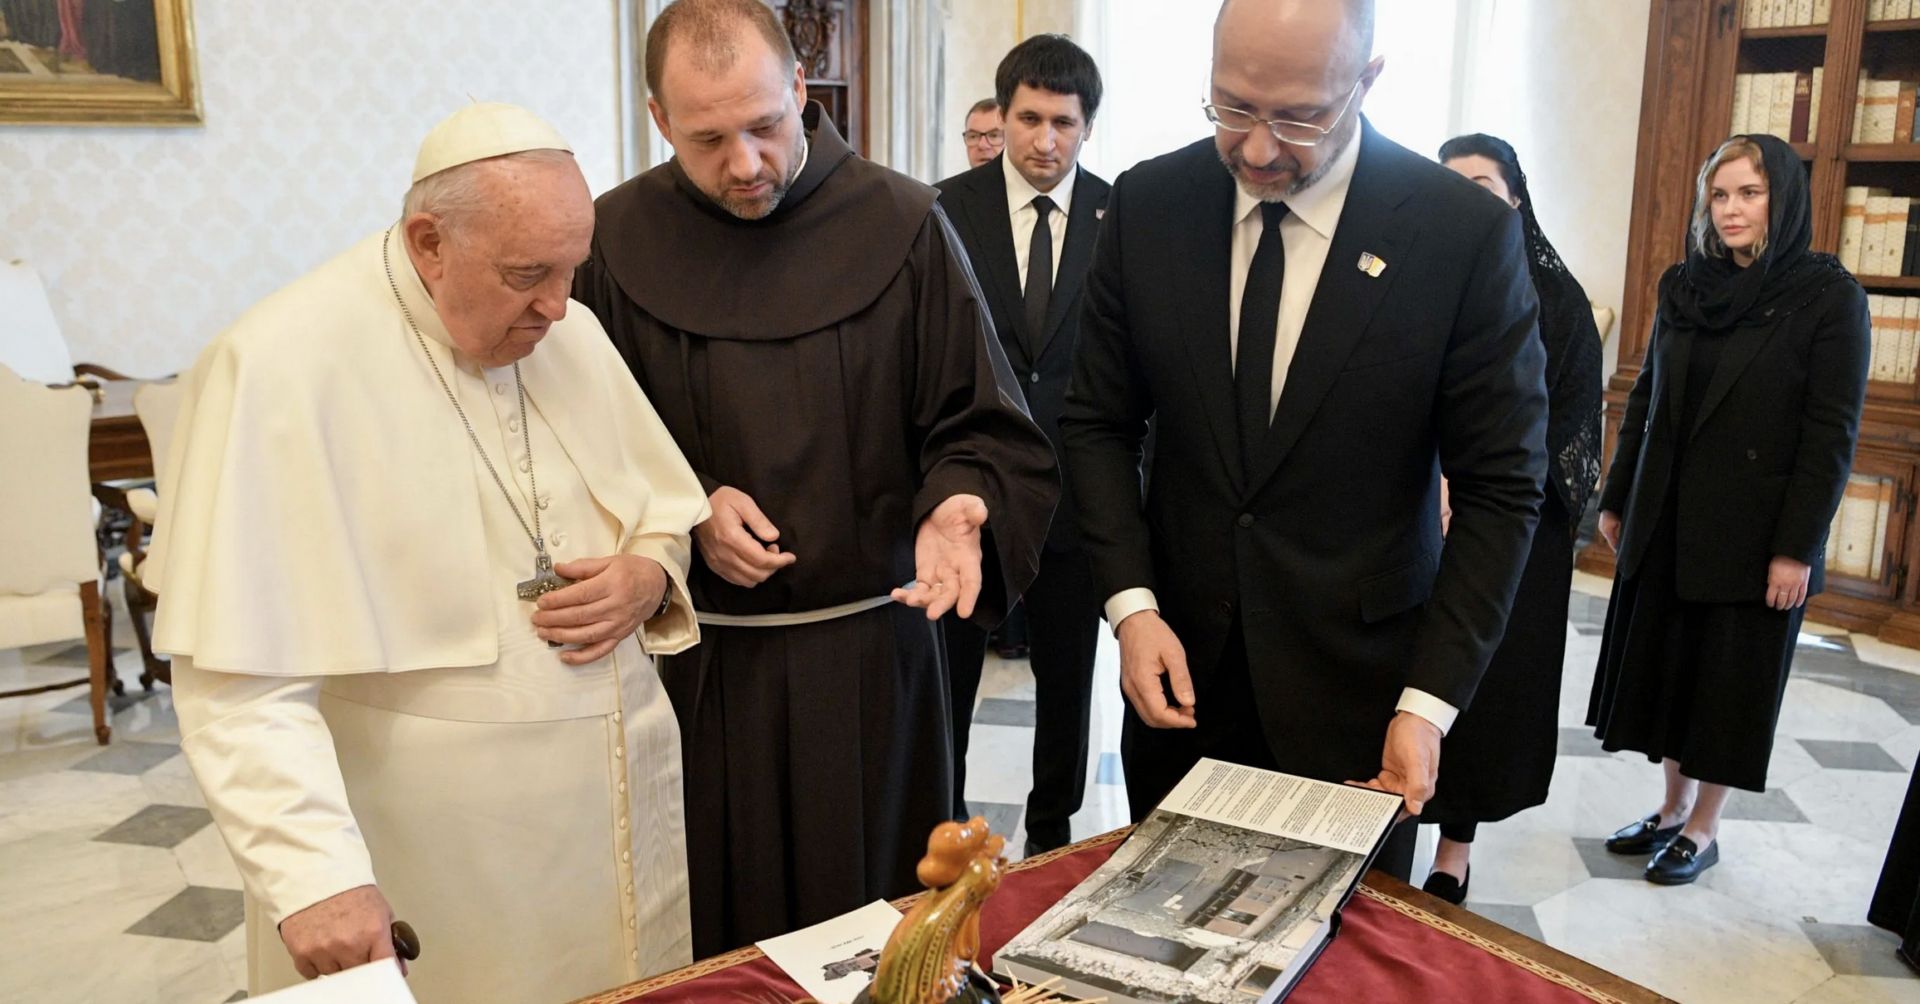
[516,547,574,601]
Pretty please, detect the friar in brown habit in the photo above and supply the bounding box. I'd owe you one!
[573,0,1059,957]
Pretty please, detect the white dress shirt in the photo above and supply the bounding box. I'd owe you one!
[1101,135,1459,735]
[1005,154,1077,289]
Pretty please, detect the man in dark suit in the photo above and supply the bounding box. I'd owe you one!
[1061,0,1548,877]
[935,34,1112,857]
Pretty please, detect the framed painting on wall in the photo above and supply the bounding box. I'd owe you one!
[0,0,200,125]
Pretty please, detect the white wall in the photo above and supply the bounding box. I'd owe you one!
[1457,0,1653,376]
[0,0,622,378]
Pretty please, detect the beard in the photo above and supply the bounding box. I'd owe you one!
[1218,119,1357,202]
[710,130,808,220]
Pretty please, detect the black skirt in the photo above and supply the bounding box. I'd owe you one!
[1422,496,1574,826]
[1586,496,1805,792]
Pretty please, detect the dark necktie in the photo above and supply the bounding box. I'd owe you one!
[1235,200,1289,482]
[1025,195,1056,353]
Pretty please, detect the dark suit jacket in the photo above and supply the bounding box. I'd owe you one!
[937,156,1111,552]
[1599,267,1870,603]
[1060,122,1549,784]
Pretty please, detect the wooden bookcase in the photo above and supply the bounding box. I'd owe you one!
[1579,0,1920,644]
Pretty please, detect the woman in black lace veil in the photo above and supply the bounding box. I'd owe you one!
[1418,134,1605,904]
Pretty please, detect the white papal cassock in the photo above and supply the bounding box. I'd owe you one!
[149,222,710,1003]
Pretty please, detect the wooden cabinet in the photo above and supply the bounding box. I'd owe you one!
[1581,0,1920,641]
[773,0,869,156]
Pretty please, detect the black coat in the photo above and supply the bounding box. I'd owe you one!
[1061,122,1549,784]
[936,157,1112,552]
[1599,267,1870,603]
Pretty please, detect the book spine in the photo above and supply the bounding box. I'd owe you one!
[1891,198,1915,278]
[1773,73,1798,140]
[1866,195,1894,276]
[1812,67,1826,143]
[1815,0,1832,22]
[1897,83,1918,144]
[1869,0,1888,21]
[1841,476,1875,577]
[1795,0,1814,22]
[1842,186,1872,272]
[1855,71,1871,143]
[1906,206,1920,276]
[1792,71,1815,142]
[1900,295,1916,382]
[1868,80,1902,143]
[1734,74,1755,134]
[1902,296,1919,382]
[1870,295,1888,380]
[1771,0,1788,25]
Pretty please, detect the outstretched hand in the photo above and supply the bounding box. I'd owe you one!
[1352,711,1442,815]
[892,494,989,620]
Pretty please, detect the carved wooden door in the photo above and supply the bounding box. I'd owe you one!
[772,0,868,156]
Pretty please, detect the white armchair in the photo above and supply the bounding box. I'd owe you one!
[0,259,135,386]
[0,364,116,744]
[118,378,185,689]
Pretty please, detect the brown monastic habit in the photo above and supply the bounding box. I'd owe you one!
[574,103,1059,956]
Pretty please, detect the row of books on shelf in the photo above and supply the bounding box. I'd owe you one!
[1869,0,1920,19]
[1854,76,1920,144]
[1867,295,1920,383]
[1842,189,1920,277]
[1734,70,1825,142]
[1745,0,1831,27]
[1828,474,1892,580]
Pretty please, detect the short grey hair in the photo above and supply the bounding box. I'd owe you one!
[400,148,578,239]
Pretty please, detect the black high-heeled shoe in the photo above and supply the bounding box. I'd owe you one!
[1605,813,1682,855]
[1422,867,1470,906]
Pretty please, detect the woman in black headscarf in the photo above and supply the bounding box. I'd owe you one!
[1417,134,1606,905]
[1590,133,1869,885]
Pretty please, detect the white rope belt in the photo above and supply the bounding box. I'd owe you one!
[695,594,896,628]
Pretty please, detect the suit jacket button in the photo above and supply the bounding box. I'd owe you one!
[1030,371,1041,384]
[1220,600,1235,617]
[1237,513,1255,528]
[1747,449,1758,460]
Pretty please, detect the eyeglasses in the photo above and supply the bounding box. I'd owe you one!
[1202,79,1364,147]
[961,129,1005,146]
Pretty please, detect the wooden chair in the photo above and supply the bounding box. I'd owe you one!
[0,364,117,744]
[118,379,185,690]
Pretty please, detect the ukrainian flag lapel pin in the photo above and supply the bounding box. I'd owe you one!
[1358,252,1387,278]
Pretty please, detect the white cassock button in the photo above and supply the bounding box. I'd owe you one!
[618,780,627,793]
[614,711,623,724]
[630,950,638,961]
[538,492,552,510]
[622,850,631,862]
[619,816,627,830]
[508,416,521,433]
[494,382,509,395]
[552,531,567,548]
[625,883,634,896]
[615,745,625,758]
[628,917,636,930]
[519,457,532,474]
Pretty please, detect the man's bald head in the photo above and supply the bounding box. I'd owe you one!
[646,0,798,106]
[1215,0,1375,75]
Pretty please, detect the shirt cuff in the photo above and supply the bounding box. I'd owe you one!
[1104,588,1160,635]
[1396,688,1459,736]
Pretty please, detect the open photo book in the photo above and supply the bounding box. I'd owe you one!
[994,759,1404,1004]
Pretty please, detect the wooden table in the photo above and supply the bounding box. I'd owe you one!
[89,379,152,482]
[574,829,1676,1004]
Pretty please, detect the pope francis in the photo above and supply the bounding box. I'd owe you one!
[148,105,710,1002]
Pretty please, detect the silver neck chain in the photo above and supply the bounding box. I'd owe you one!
[382,231,547,557]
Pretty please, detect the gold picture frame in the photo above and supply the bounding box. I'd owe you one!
[0,0,201,126]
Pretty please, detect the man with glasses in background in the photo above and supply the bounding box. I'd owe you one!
[962,97,1006,169]
[1060,0,1547,879]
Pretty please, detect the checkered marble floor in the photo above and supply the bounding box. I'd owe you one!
[8,580,1920,1003]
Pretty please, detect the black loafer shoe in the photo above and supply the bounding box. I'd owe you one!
[1646,836,1719,885]
[1605,813,1682,855]
[1422,867,1470,906]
